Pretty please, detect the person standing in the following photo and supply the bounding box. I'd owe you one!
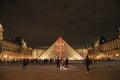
[65,58,69,68]
[50,58,53,64]
[85,55,91,73]
[56,57,60,70]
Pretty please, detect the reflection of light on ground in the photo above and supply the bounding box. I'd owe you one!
[60,66,69,70]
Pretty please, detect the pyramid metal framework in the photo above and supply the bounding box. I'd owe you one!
[39,37,83,60]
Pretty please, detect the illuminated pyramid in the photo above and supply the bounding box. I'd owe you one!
[39,37,83,60]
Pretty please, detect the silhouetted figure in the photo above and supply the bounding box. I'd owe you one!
[34,59,38,63]
[44,59,48,64]
[56,57,60,70]
[22,59,28,70]
[65,58,69,68]
[107,57,110,62]
[50,58,53,64]
[85,55,91,73]
[12,58,15,63]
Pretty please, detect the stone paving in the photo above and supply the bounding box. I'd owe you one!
[0,61,120,80]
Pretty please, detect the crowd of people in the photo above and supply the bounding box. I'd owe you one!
[56,57,69,70]
[20,56,92,73]
[21,57,70,70]
[1,55,115,74]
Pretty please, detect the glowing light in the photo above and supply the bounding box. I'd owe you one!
[39,37,84,60]
[115,54,119,57]
[58,37,62,58]
[4,55,7,58]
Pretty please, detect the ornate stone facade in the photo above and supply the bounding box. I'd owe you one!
[89,37,120,60]
[0,23,32,61]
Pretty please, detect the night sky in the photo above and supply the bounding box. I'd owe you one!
[0,0,120,48]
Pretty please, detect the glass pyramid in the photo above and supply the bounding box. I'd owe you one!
[39,37,83,60]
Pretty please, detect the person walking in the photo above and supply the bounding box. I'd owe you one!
[85,55,91,73]
[22,59,28,70]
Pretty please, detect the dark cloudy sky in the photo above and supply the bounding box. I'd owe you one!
[0,0,120,48]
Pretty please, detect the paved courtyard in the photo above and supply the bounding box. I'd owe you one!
[0,61,120,80]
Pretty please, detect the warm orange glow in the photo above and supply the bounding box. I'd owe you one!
[58,37,62,58]
[39,37,84,60]
[4,55,7,58]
